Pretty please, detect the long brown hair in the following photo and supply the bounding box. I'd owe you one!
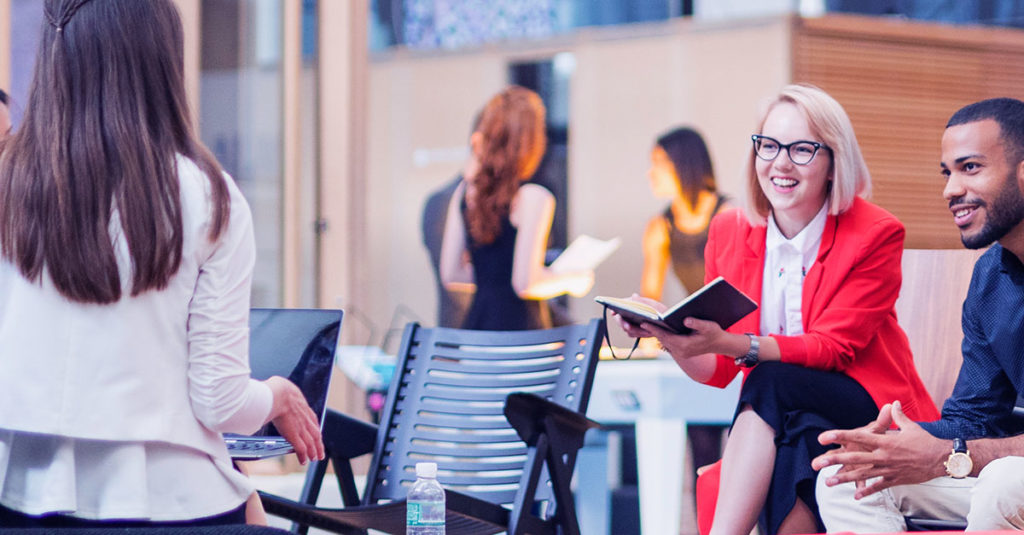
[655,127,716,207]
[0,0,229,304]
[465,86,546,245]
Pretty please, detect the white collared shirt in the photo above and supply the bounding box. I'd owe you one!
[760,202,829,337]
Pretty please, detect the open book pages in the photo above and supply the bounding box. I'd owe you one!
[591,296,662,321]
[595,276,757,335]
[548,235,621,274]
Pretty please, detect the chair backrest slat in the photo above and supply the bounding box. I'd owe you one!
[364,319,604,508]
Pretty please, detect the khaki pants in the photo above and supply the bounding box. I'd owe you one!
[816,456,1024,532]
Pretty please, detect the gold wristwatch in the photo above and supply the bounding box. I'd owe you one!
[944,438,972,479]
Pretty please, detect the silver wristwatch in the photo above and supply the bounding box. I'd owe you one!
[735,333,760,367]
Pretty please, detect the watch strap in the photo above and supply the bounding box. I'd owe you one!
[734,333,760,367]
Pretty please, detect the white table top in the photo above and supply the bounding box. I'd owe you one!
[586,356,741,424]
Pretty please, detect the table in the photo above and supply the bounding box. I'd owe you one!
[577,357,741,535]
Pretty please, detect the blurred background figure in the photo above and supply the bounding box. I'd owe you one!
[0,89,11,139]
[420,113,480,328]
[440,85,593,331]
[641,126,729,299]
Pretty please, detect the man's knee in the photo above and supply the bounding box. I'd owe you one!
[816,465,849,525]
[967,456,1024,530]
[815,465,908,533]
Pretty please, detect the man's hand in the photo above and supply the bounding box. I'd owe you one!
[816,403,894,492]
[812,401,948,499]
[264,376,326,465]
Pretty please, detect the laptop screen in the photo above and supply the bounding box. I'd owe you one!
[246,308,343,437]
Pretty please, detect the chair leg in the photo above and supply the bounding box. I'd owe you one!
[332,457,362,507]
[509,436,550,535]
[290,459,329,534]
[543,416,585,535]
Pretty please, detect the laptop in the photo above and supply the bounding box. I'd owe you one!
[225,308,343,460]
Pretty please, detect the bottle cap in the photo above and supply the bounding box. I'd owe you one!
[415,462,437,478]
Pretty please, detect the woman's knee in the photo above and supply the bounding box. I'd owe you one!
[742,361,790,393]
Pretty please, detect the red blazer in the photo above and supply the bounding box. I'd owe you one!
[702,198,939,422]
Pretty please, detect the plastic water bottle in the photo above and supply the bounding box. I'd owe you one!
[407,462,445,534]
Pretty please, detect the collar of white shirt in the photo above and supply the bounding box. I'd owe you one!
[766,201,830,255]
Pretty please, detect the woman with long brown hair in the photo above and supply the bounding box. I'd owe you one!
[0,0,322,527]
[440,86,593,330]
[641,126,729,299]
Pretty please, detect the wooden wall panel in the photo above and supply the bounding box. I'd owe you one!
[792,15,1024,248]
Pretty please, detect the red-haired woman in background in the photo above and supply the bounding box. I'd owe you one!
[440,86,593,331]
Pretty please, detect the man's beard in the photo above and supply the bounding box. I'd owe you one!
[960,170,1024,249]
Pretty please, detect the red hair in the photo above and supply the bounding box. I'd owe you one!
[465,86,546,245]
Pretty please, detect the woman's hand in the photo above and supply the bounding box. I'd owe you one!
[566,270,595,297]
[610,306,723,382]
[643,317,731,359]
[610,294,667,338]
[611,295,729,358]
[264,376,326,465]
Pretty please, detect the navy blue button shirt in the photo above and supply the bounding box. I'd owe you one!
[920,244,1024,440]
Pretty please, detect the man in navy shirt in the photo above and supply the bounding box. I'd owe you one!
[812,97,1024,532]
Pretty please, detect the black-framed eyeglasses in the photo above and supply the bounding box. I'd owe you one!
[751,135,831,166]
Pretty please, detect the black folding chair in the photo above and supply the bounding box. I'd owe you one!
[260,319,605,535]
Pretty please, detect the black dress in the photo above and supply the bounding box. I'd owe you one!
[460,207,549,331]
[664,193,727,293]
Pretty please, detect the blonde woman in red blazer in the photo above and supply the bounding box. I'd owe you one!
[615,84,938,535]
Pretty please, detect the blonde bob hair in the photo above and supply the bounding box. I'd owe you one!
[744,84,871,224]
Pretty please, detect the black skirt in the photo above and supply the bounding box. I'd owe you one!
[735,361,878,535]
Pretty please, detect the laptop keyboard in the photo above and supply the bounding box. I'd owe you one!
[226,438,293,453]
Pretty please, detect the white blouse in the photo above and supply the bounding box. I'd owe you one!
[0,432,254,521]
[0,157,272,520]
[760,203,828,337]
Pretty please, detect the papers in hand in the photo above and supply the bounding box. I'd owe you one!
[595,276,757,335]
[549,235,621,274]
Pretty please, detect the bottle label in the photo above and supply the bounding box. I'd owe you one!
[407,501,445,526]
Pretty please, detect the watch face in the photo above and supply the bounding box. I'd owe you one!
[946,452,972,478]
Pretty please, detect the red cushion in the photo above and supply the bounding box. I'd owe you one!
[696,459,722,535]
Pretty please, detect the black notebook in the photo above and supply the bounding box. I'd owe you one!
[595,276,757,335]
